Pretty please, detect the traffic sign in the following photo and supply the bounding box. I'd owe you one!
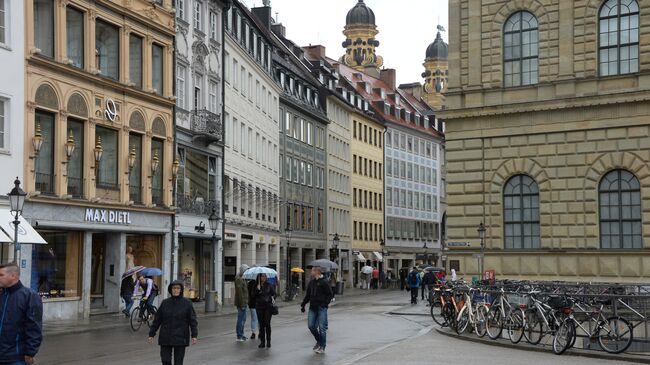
[447,241,470,247]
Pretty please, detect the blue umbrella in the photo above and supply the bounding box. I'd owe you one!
[140,267,163,277]
[242,266,277,280]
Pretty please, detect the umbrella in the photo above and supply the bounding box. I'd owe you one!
[308,259,338,271]
[122,265,145,279]
[243,266,278,280]
[291,267,305,273]
[418,264,433,270]
[361,265,373,274]
[140,267,163,277]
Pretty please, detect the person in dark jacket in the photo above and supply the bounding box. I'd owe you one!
[407,267,421,304]
[300,266,333,354]
[247,279,259,340]
[121,276,135,317]
[252,273,276,349]
[148,280,198,365]
[422,270,435,303]
[399,268,407,291]
[0,263,42,365]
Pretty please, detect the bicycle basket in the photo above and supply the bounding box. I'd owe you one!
[508,294,529,308]
[547,296,571,309]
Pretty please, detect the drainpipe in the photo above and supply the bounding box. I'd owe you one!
[220,0,232,307]
[171,29,178,289]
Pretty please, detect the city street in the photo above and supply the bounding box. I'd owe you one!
[38,290,641,365]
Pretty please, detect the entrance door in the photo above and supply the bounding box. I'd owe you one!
[200,240,215,297]
[90,233,106,310]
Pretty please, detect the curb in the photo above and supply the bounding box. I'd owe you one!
[433,327,650,364]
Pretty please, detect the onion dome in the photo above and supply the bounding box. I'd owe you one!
[426,31,448,59]
[346,0,375,26]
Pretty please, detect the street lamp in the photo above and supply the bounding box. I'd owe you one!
[477,222,486,279]
[379,238,385,272]
[65,130,76,160]
[8,178,26,264]
[128,145,137,172]
[207,207,220,311]
[284,226,293,295]
[423,242,429,265]
[94,136,103,177]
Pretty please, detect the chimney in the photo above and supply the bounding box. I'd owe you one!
[251,5,272,30]
[303,45,327,60]
[380,68,396,89]
[271,23,286,37]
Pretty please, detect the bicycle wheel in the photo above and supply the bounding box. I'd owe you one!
[145,306,157,327]
[456,307,469,335]
[443,302,457,331]
[430,300,446,327]
[524,310,543,345]
[552,319,575,355]
[486,305,503,340]
[130,307,143,332]
[280,290,288,301]
[507,308,525,344]
[597,316,633,354]
[474,305,488,338]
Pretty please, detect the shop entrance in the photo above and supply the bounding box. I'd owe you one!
[178,237,214,301]
[90,234,106,310]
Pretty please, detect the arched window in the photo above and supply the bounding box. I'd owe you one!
[599,169,642,249]
[503,11,538,87]
[599,0,639,76]
[503,175,540,249]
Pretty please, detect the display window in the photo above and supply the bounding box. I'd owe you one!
[127,234,163,288]
[31,231,82,299]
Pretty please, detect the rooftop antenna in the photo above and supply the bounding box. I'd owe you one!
[263,0,270,6]
[275,12,279,22]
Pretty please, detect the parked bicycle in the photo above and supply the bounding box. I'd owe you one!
[281,283,301,302]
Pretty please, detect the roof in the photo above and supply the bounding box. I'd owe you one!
[346,0,376,26]
[426,31,448,60]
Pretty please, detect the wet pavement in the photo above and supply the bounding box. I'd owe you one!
[37,290,643,365]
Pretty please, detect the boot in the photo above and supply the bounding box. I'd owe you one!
[259,332,266,348]
[266,331,271,348]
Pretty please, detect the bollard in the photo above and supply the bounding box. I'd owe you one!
[205,290,217,312]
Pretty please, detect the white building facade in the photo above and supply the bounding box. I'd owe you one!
[222,0,281,302]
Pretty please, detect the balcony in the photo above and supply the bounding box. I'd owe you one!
[176,195,219,216]
[35,172,54,195]
[67,177,83,198]
[129,186,143,205]
[191,109,222,145]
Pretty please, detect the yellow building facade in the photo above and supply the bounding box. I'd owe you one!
[441,0,650,282]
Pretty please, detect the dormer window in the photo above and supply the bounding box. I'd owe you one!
[380,89,386,100]
[363,100,368,111]
[395,94,400,106]
[405,111,411,121]
[365,82,371,94]
[289,78,295,93]
[279,72,286,88]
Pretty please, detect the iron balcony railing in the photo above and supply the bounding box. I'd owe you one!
[35,172,54,195]
[176,195,220,216]
[152,187,164,206]
[129,186,142,205]
[191,109,222,143]
[67,177,83,198]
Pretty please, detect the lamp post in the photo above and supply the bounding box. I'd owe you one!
[284,226,293,294]
[477,222,486,279]
[379,238,385,272]
[423,242,429,265]
[8,178,26,265]
[208,207,220,310]
[333,232,340,274]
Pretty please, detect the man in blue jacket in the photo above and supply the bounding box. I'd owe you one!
[407,267,420,305]
[0,263,43,365]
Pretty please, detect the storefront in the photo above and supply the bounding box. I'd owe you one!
[22,202,172,320]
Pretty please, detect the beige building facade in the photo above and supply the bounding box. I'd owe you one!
[23,0,176,319]
[441,0,650,282]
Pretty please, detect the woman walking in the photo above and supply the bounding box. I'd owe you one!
[252,273,276,348]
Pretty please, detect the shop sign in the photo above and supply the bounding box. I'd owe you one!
[84,208,132,225]
[105,98,118,122]
[447,241,470,247]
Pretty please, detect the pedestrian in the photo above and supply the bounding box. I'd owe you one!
[300,266,333,354]
[252,274,276,348]
[371,267,379,289]
[451,268,457,282]
[134,274,158,317]
[247,278,259,340]
[329,272,337,302]
[148,280,198,365]
[422,270,435,304]
[399,268,407,291]
[0,263,42,365]
[420,269,426,300]
[234,264,249,342]
[121,275,135,317]
[379,270,386,289]
[407,267,420,304]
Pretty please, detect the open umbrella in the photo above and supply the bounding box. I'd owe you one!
[122,265,145,279]
[424,266,445,272]
[308,259,338,272]
[291,267,305,273]
[361,265,373,274]
[140,267,163,277]
[418,264,433,270]
[243,266,278,280]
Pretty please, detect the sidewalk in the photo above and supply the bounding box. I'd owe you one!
[43,287,395,336]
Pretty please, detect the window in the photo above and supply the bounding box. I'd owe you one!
[503,175,540,249]
[210,11,218,40]
[599,169,642,249]
[34,0,54,57]
[32,231,82,299]
[96,20,120,80]
[194,73,203,110]
[306,163,313,187]
[503,11,538,87]
[152,44,164,95]
[66,7,84,68]
[128,35,143,89]
[209,80,218,112]
[193,1,202,31]
[67,120,84,198]
[0,99,5,149]
[176,64,186,109]
[151,139,164,205]
[96,127,118,189]
[0,0,5,45]
[599,0,639,76]
[35,111,54,194]
[177,0,185,20]
[353,121,357,139]
[129,134,142,203]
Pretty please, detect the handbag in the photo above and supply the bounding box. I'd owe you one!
[271,296,279,316]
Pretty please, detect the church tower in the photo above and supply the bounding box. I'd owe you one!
[340,0,383,77]
[422,26,448,110]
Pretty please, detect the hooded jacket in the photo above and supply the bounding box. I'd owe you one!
[0,281,42,362]
[149,280,198,346]
[301,276,333,311]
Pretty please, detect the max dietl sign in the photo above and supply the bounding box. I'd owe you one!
[85,208,132,225]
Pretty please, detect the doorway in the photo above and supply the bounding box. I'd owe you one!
[90,233,106,310]
[179,238,214,301]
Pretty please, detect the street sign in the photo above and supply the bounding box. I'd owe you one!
[447,241,470,247]
[441,255,447,260]
[352,250,360,255]
[473,253,483,258]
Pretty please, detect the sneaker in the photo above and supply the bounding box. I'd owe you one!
[236,337,244,342]
[241,336,248,341]
[315,347,325,354]
[251,333,256,339]
[312,343,320,351]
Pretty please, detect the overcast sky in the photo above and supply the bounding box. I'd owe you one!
[242,0,449,86]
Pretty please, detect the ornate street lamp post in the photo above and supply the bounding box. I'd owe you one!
[208,208,220,311]
[477,222,486,279]
[423,242,429,265]
[8,178,26,265]
[284,226,293,295]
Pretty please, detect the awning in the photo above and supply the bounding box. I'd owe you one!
[373,251,383,262]
[355,252,366,261]
[0,210,47,245]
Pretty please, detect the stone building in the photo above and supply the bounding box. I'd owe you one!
[24,0,176,319]
[441,0,650,281]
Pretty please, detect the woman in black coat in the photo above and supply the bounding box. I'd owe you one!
[252,273,276,349]
[149,280,198,365]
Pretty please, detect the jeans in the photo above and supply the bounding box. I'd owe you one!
[421,284,426,299]
[236,307,247,338]
[249,307,258,333]
[160,345,185,365]
[308,307,328,349]
[256,308,272,345]
[410,287,419,304]
[143,293,157,316]
[122,295,134,314]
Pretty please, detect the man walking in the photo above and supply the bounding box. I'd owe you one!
[148,280,198,365]
[407,267,420,304]
[234,265,249,341]
[399,268,407,291]
[0,263,43,365]
[301,266,333,354]
[422,270,435,304]
[121,275,135,317]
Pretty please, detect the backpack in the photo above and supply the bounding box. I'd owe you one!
[408,271,419,286]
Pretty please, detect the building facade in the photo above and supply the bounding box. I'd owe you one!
[24,0,176,319]
[173,0,226,302]
[222,0,280,302]
[441,0,650,282]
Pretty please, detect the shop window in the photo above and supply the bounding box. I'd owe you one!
[96,126,118,189]
[66,6,84,68]
[599,169,642,249]
[34,0,54,58]
[35,111,55,194]
[127,234,163,288]
[67,119,84,198]
[95,20,120,80]
[32,231,82,299]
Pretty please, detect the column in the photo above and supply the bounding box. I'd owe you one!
[558,0,575,79]
[162,230,172,299]
[123,26,132,84]
[143,132,152,206]
[144,36,153,92]
[82,232,93,319]
[58,0,68,64]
